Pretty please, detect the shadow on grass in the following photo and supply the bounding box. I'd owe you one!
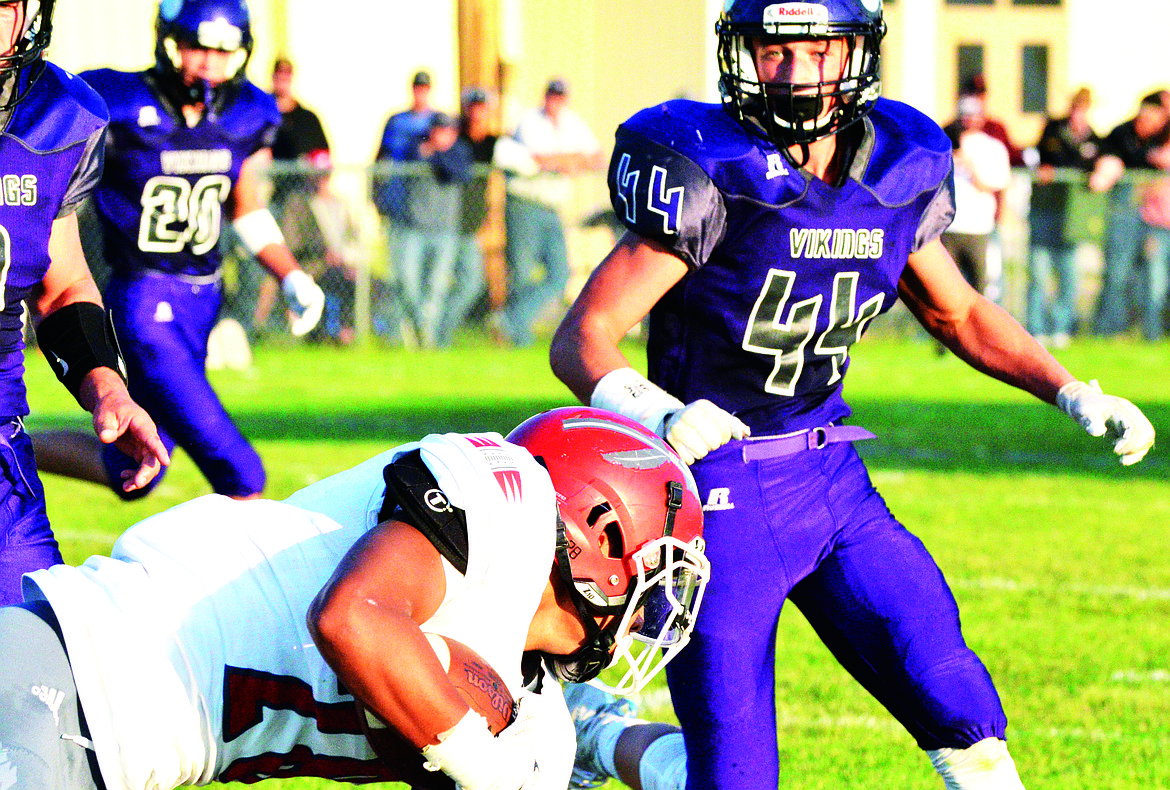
[28,399,1169,481]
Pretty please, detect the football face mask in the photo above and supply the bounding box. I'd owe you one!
[604,534,710,693]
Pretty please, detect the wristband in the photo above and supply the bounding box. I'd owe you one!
[589,367,685,437]
[232,207,285,255]
[36,302,127,407]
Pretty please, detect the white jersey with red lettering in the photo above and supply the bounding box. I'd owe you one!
[24,432,559,790]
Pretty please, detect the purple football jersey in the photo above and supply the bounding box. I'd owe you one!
[0,63,107,417]
[609,99,956,435]
[82,69,280,278]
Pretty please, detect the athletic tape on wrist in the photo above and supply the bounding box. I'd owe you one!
[589,368,685,437]
[233,207,285,255]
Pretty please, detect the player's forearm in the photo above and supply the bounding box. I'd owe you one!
[309,598,468,748]
[550,311,634,404]
[255,243,300,281]
[943,297,1075,404]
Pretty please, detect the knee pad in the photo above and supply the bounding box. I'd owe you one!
[927,737,1025,790]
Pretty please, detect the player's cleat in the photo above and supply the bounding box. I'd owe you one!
[565,682,639,789]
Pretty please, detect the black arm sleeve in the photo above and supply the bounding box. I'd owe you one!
[378,449,470,574]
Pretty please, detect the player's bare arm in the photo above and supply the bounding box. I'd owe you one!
[232,147,324,334]
[308,519,462,749]
[898,237,1074,403]
[900,238,1154,464]
[35,212,170,491]
[551,232,687,403]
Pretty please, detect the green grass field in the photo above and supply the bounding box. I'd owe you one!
[24,335,1170,790]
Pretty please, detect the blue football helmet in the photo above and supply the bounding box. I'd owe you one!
[154,0,252,106]
[717,0,885,148]
[0,0,56,110]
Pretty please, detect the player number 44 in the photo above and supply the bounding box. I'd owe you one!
[742,269,884,396]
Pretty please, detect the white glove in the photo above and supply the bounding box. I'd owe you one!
[421,708,540,790]
[281,270,325,337]
[590,368,750,465]
[663,399,751,465]
[496,686,575,790]
[1056,379,1155,466]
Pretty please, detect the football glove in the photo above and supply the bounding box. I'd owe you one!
[663,400,751,465]
[281,270,325,337]
[1056,379,1155,466]
[590,368,750,465]
[420,708,540,790]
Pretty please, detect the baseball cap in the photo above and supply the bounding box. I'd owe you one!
[545,78,568,96]
[429,111,456,129]
[462,86,489,107]
[412,70,432,88]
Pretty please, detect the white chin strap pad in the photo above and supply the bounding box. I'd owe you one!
[927,737,1025,790]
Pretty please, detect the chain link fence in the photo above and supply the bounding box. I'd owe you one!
[74,162,1169,356]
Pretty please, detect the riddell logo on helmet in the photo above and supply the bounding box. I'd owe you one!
[763,3,830,27]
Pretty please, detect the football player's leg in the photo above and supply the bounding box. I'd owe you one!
[104,276,264,499]
[667,444,819,790]
[0,429,60,605]
[0,601,102,790]
[787,450,1020,787]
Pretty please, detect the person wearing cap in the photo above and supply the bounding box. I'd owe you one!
[940,92,1011,301]
[433,87,497,346]
[1088,91,1170,340]
[494,78,605,347]
[394,111,474,347]
[372,70,438,344]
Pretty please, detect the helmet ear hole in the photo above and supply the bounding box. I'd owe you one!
[600,521,625,560]
[586,502,611,527]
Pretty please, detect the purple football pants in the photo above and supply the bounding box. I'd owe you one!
[102,273,265,499]
[667,438,1006,790]
[0,419,59,605]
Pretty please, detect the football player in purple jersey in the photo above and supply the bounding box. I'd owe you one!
[32,0,325,502]
[0,0,168,605]
[551,1,1155,788]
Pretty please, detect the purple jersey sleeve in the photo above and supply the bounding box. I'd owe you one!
[0,63,109,416]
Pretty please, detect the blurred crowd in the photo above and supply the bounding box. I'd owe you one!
[944,75,1170,346]
[243,63,1170,351]
[251,60,603,350]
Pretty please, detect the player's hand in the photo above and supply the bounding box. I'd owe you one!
[1056,379,1155,466]
[663,399,751,465]
[421,708,539,790]
[84,369,171,492]
[282,269,325,337]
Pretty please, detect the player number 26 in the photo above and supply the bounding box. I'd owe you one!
[137,174,232,255]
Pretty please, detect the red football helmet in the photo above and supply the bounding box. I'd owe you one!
[506,407,709,692]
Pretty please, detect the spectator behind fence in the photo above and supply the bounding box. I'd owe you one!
[270,56,330,205]
[962,73,1025,167]
[279,150,360,345]
[371,70,437,344]
[493,78,604,347]
[434,87,497,346]
[941,95,1012,300]
[1088,91,1170,340]
[1026,87,1101,348]
[397,112,474,348]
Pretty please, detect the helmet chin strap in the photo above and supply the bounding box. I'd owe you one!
[550,519,621,683]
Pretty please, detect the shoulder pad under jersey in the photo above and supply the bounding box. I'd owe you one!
[7,63,108,152]
[379,448,470,574]
[220,79,281,151]
[853,98,953,207]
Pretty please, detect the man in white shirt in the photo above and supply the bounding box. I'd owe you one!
[942,94,1012,299]
[496,79,605,346]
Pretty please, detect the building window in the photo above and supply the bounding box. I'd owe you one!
[946,0,994,5]
[956,44,984,96]
[1013,0,1061,5]
[1021,45,1049,113]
